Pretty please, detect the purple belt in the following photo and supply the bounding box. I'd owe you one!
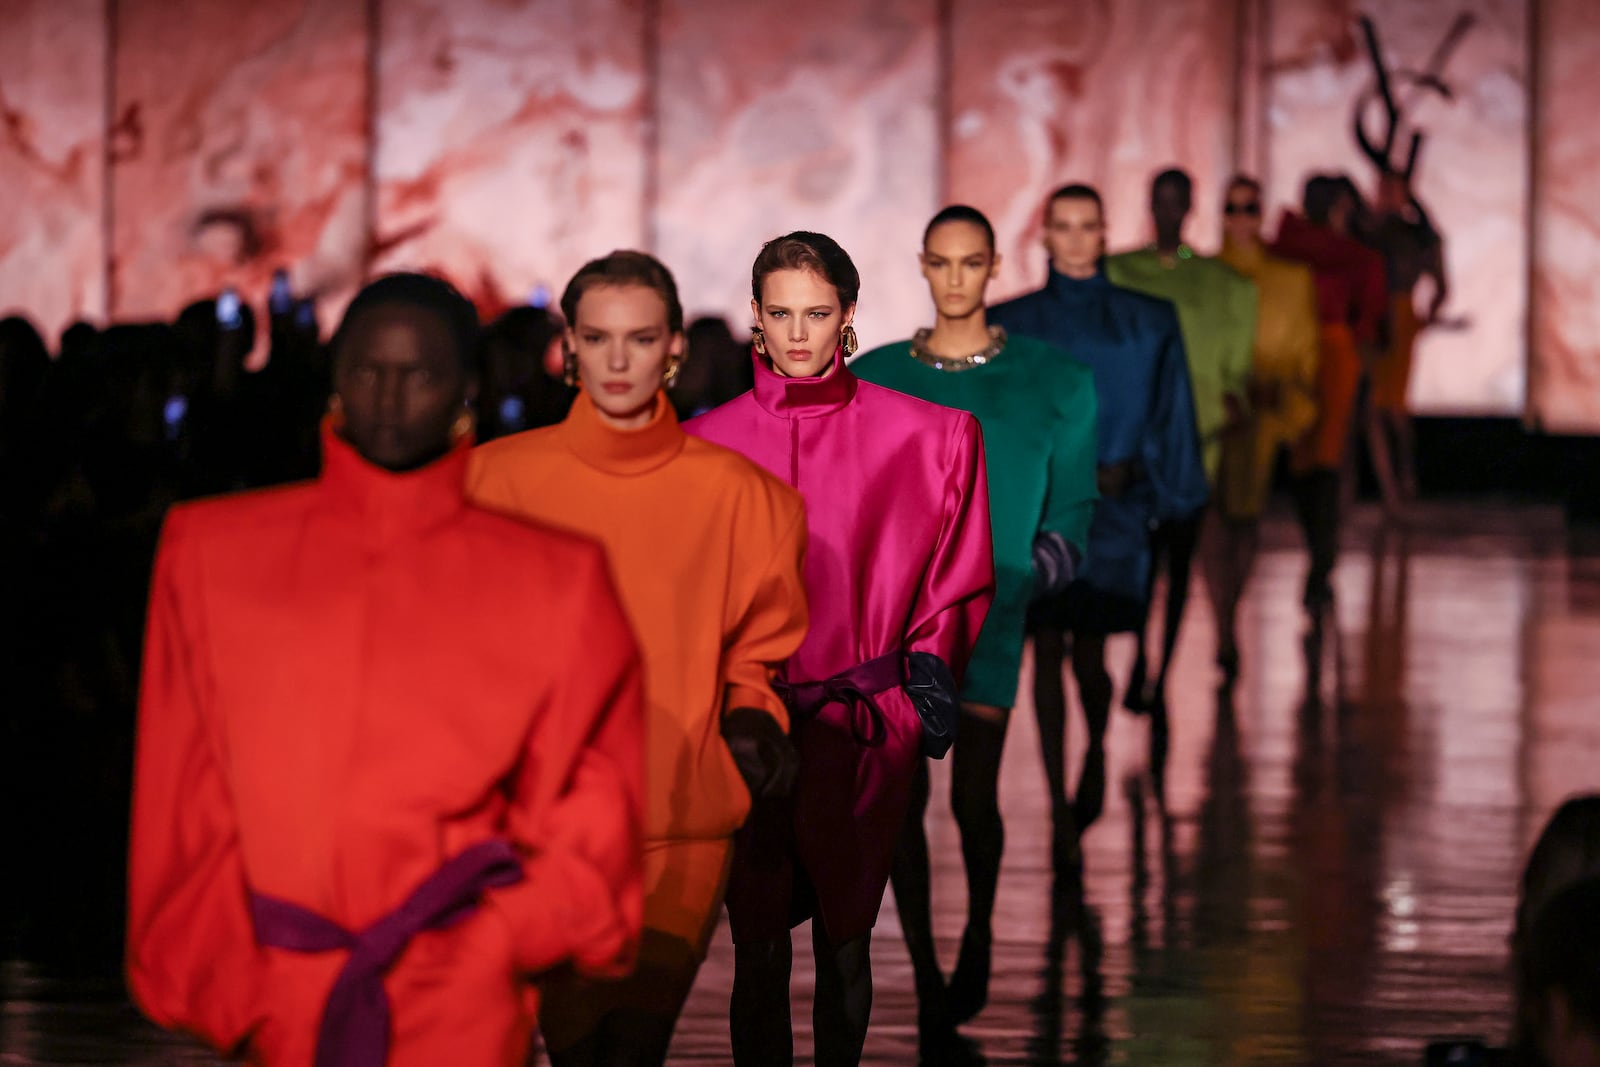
[248,839,524,1067]
[774,650,904,747]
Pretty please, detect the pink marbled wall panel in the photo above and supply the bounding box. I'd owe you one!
[1264,0,1529,415]
[653,0,939,346]
[1528,0,1600,433]
[109,0,369,326]
[0,0,107,338]
[372,0,648,319]
[948,0,1242,304]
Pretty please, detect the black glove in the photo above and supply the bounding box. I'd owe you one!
[722,707,800,800]
[1032,531,1081,600]
[906,652,959,759]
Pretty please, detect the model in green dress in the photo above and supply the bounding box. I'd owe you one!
[1106,168,1257,714]
[853,206,1098,1039]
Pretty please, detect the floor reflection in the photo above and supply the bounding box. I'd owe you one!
[4,504,1599,1065]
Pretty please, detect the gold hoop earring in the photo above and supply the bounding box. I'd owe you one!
[841,325,859,358]
[752,328,767,356]
[562,346,580,388]
[450,405,476,444]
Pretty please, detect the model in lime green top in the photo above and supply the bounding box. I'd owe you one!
[852,205,1098,1044]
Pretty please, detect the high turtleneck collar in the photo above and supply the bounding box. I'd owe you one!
[1044,263,1111,300]
[750,345,857,419]
[319,419,470,542]
[559,389,684,475]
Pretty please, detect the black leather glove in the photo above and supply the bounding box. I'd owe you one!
[1032,531,1081,600]
[722,707,800,800]
[906,652,959,759]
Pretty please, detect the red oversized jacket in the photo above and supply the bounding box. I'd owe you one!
[126,428,645,1066]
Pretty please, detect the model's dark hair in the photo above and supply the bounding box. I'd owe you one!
[561,250,684,335]
[1303,174,1341,225]
[333,272,480,370]
[751,231,860,310]
[924,205,995,251]
[1045,183,1103,221]
[1152,167,1193,203]
[1227,174,1263,199]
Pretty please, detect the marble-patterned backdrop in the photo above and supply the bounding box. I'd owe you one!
[947,0,1243,304]
[108,0,370,328]
[371,0,649,321]
[1,0,1597,423]
[1528,0,1600,433]
[654,0,940,347]
[0,0,108,338]
[1263,0,1530,416]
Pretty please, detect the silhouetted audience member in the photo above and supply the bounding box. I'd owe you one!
[1516,878,1600,1067]
[1509,796,1600,1065]
[475,305,575,441]
[671,316,754,419]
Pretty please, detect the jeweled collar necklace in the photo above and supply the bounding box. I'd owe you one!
[908,324,1008,372]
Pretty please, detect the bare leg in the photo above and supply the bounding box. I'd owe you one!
[1388,409,1418,500]
[812,923,872,1067]
[1364,399,1404,516]
[730,937,794,1067]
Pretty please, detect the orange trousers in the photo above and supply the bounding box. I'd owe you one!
[1304,323,1361,471]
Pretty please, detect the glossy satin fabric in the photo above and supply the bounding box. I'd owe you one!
[990,269,1208,615]
[1107,248,1257,481]
[127,427,645,1067]
[853,331,1097,707]
[686,351,994,942]
[1216,240,1322,518]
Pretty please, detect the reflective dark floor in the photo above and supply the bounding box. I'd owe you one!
[5,504,1598,1065]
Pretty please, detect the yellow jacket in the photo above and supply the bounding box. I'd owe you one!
[1218,238,1320,448]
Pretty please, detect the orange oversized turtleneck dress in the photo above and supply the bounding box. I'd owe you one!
[127,426,646,1067]
[468,390,808,969]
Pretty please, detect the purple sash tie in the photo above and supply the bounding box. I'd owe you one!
[249,839,524,1067]
[774,650,904,747]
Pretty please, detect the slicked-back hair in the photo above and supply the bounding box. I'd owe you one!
[561,250,685,334]
[750,231,860,310]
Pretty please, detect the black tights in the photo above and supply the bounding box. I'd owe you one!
[1292,469,1340,609]
[729,926,872,1067]
[1032,627,1111,838]
[1130,509,1204,706]
[891,709,1010,1026]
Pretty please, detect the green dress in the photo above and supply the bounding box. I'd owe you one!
[852,330,1098,708]
[1107,247,1257,481]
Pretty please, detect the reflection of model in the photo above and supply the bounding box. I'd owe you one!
[1107,169,1255,713]
[990,184,1206,840]
[1271,176,1387,614]
[469,252,808,1065]
[1366,170,1447,514]
[128,275,645,1066]
[688,232,994,1067]
[1212,176,1321,678]
[854,205,1098,1037]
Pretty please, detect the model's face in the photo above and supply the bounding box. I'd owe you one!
[334,306,471,472]
[752,268,852,378]
[1044,197,1105,275]
[920,221,998,319]
[569,283,681,426]
[1152,181,1192,233]
[1223,184,1263,246]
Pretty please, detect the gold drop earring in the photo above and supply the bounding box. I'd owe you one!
[450,402,476,443]
[562,345,580,387]
[663,353,683,386]
[751,328,767,356]
[841,324,859,358]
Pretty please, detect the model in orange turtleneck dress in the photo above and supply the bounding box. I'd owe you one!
[468,388,808,1045]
